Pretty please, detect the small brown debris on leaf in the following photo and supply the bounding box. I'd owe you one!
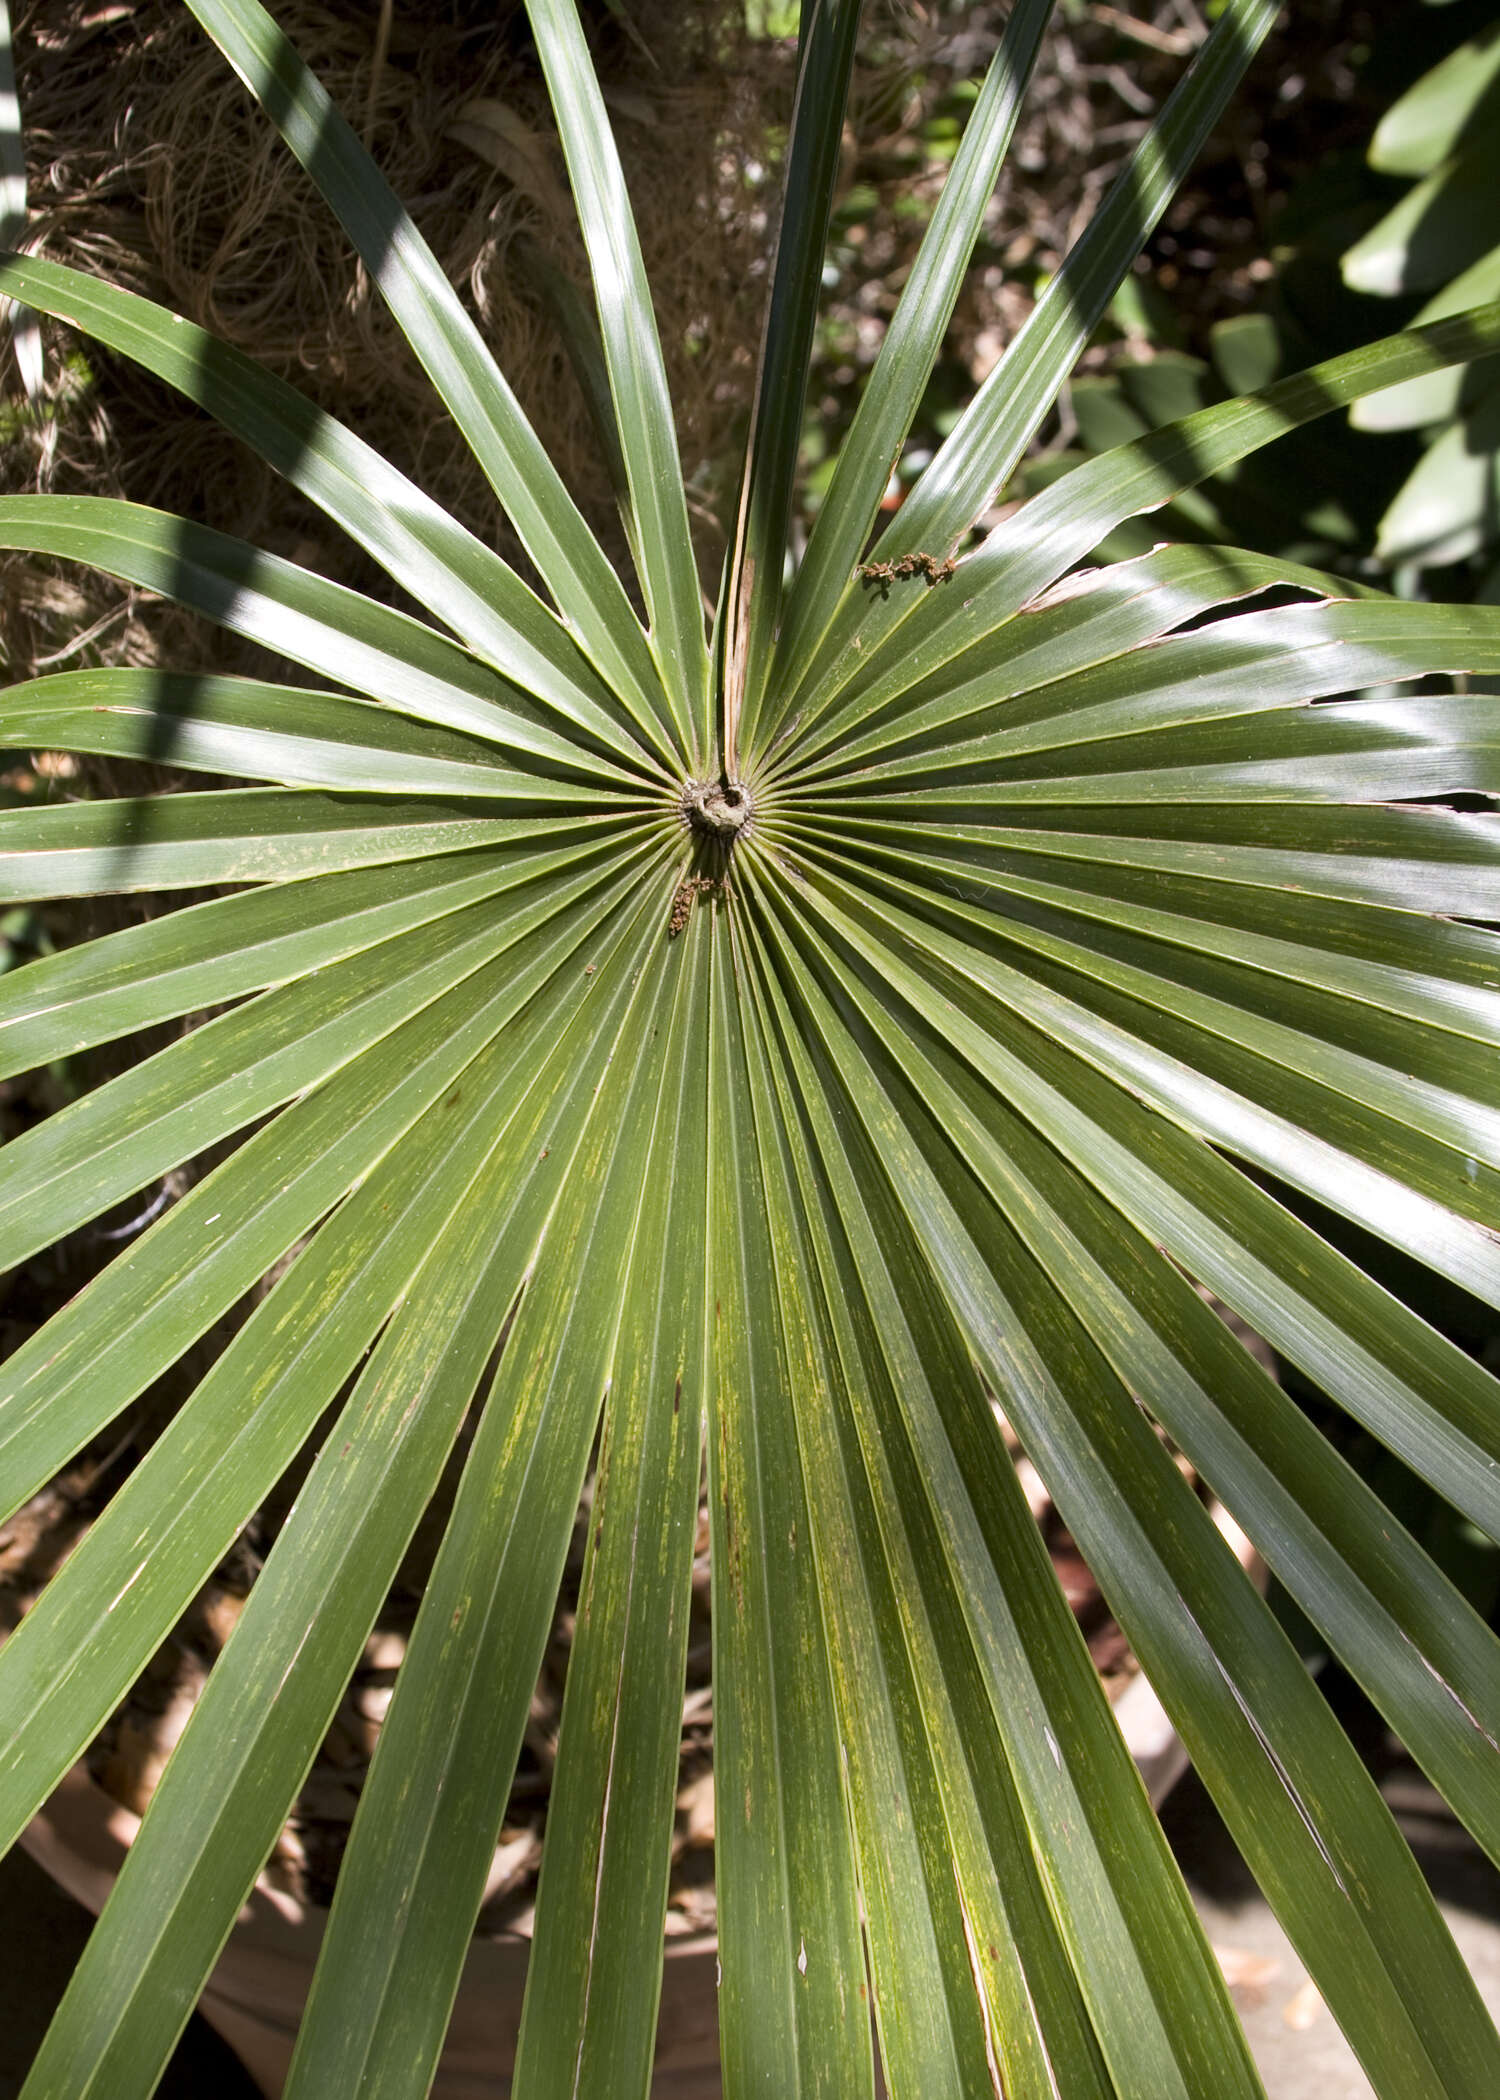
[856,551,957,592]
[668,874,730,938]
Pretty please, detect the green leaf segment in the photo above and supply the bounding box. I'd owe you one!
[3,3,1500,2096]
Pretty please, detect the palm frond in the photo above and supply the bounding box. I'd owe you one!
[6,5,1500,2096]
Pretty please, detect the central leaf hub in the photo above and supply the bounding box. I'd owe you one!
[682,779,753,840]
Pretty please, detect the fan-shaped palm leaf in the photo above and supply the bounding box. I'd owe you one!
[4,3,1500,2096]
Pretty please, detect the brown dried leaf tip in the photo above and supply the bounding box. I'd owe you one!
[855,550,957,594]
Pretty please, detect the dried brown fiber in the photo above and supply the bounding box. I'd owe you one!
[4,0,785,674]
